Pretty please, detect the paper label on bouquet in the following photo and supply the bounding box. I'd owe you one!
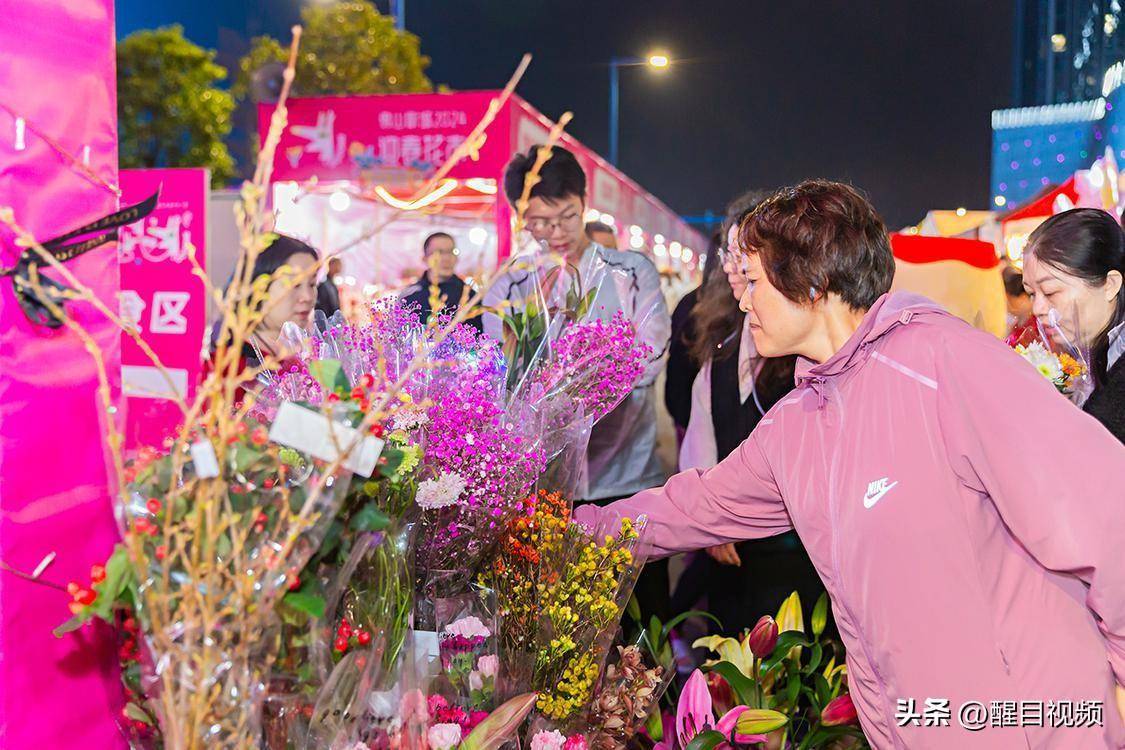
[189,440,220,478]
[414,629,441,664]
[268,402,384,477]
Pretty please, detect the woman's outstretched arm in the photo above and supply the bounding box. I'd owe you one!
[575,432,793,558]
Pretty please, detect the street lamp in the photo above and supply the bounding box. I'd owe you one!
[608,52,671,166]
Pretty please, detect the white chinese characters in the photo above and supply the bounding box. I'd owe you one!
[895,698,1103,730]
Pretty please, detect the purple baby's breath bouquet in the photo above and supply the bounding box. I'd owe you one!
[526,311,651,424]
[414,368,548,614]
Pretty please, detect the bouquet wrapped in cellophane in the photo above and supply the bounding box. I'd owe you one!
[242,288,661,747]
[1008,302,1093,405]
[55,408,357,750]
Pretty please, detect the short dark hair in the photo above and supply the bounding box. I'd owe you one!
[585,221,614,236]
[423,231,454,255]
[1025,207,1125,384]
[252,234,319,281]
[739,180,894,311]
[503,145,587,207]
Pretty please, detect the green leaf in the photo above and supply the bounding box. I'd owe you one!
[646,615,662,658]
[308,359,350,395]
[813,674,832,707]
[803,725,855,747]
[124,702,153,725]
[216,532,232,560]
[763,632,811,672]
[283,590,326,619]
[626,594,641,623]
[288,485,307,513]
[53,614,87,637]
[297,662,314,684]
[317,519,344,562]
[804,642,823,676]
[703,661,759,708]
[662,609,722,639]
[811,592,829,639]
[683,730,726,750]
[785,669,801,707]
[576,289,596,319]
[349,503,390,533]
[645,707,664,741]
[232,444,262,474]
[502,313,523,339]
[377,450,404,478]
[88,545,134,622]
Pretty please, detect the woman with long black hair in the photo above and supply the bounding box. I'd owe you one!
[1022,208,1125,443]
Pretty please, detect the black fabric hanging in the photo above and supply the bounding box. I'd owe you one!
[2,191,158,328]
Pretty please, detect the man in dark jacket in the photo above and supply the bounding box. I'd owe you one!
[316,256,342,319]
[400,232,483,332]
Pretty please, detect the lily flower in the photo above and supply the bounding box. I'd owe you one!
[653,670,767,750]
[692,633,755,678]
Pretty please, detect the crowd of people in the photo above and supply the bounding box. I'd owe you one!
[214,145,1125,746]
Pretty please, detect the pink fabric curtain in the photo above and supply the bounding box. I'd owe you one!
[0,1,126,747]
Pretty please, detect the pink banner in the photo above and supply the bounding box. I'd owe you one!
[118,168,209,451]
[0,1,126,748]
[262,91,514,183]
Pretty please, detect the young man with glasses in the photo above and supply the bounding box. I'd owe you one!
[485,145,673,617]
[401,231,483,332]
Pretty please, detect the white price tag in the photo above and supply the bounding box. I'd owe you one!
[413,629,441,665]
[267,402,384,478]
[189,440,220,478]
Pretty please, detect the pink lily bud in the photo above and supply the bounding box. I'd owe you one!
[821,694,859,726]
[747,616,779,658]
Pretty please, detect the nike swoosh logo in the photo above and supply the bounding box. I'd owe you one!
[863,481,899,509]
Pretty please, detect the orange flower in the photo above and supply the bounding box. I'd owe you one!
[1059,353,1085,379]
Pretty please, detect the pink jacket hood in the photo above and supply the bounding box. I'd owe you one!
[795,292,947,386]
[580,292,1125,749]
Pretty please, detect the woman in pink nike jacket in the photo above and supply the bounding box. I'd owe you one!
[579,181,1125,749]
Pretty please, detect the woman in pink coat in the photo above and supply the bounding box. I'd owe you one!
[579,180,1125,749]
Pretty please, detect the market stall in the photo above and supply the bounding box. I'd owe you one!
[889,233,1007,337]
[257,91,707,294]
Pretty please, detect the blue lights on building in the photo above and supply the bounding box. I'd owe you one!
[992,83,1125,207]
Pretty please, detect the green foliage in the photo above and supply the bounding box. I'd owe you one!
[117,25,235,186]
[235,1,432,100]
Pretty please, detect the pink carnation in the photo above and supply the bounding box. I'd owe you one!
[427,723,462,750]
[477,654,499,678]
[530,730,567,750]
[443,615,491,639]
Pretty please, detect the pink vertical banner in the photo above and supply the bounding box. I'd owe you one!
[0,1,127,749]
[119,168,209,450]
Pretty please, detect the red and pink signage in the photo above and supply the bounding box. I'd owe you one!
[262,91,514,183]
[261,92,707,259]
[118,168,209,450]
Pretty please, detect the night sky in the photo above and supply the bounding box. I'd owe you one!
[117,0,1014,229]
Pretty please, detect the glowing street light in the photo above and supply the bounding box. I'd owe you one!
[609,51,673,165]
